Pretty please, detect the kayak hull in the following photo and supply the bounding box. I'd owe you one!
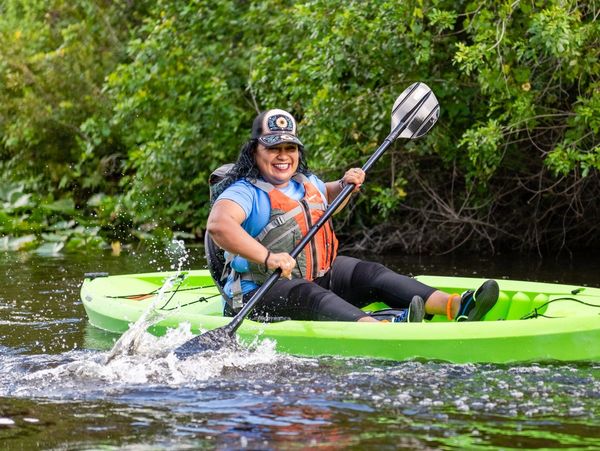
[80,270,600,363]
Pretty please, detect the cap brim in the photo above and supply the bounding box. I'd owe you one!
[258,133,303,148]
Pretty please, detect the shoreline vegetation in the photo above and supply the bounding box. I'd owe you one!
[1,1,598,256]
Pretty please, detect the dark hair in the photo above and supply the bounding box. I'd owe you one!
[211,139,311,203]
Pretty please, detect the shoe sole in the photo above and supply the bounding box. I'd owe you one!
[467,280,499,321]
[408,296,425,323]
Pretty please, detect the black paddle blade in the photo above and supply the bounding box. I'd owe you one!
[174,326,236,360]
[391,82,440,139]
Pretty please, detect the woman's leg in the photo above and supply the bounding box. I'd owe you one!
[328,256,457,316]
[422,290,461,318]
[248,278,375,322]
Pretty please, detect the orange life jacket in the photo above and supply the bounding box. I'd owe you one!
[226,173,338,310]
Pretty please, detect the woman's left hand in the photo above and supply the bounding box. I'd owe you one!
[342,168,365,193]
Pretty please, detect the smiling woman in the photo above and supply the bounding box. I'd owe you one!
[254,143,300,188]
[203,107,499,326]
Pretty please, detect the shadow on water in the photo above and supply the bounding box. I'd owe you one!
[0,248,599,449]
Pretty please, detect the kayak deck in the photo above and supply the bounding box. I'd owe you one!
[80,270,600,363]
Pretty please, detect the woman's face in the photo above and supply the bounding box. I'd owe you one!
[254,143,299,187]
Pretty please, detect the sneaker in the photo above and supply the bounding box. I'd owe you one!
[397,295,425,323]
[456,280,499,322]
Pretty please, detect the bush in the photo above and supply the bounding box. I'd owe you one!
[1,0,598,253]
[0,0,148,198]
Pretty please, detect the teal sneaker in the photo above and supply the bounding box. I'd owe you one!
[456,280,499,322]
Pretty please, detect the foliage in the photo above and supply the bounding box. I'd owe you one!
[91,1,254,231]
[0,0,598,254]
[451,0,598,181]
[0,0,148,197]
[0,182,105,253]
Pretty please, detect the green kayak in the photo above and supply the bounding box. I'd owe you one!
[80,270,600,363]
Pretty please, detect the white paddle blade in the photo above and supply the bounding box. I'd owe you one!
[391,82,440,139]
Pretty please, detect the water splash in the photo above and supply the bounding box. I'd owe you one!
[12,328,283,395]
[105,239,190,363]
[1,238,293,397]
[165,239,190,271]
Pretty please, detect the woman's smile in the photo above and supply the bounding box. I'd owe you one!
[273,162,291,171]
[255,143,299,187]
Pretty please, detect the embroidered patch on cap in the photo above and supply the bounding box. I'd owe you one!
[252,108,304,147]
[268,114,294,132]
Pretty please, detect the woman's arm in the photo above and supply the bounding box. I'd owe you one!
[207,199,266,264]
[207,199,296,278]
[324,168,365,211]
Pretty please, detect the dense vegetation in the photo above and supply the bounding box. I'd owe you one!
[1,0,598,255]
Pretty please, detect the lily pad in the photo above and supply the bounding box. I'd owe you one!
[8,235,37,251]
[34,241,65,256]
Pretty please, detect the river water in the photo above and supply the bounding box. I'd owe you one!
[1,246,599,450]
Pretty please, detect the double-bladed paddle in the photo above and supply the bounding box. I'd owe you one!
[175,82,440,358]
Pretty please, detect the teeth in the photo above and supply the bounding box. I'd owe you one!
[274,164,289,169]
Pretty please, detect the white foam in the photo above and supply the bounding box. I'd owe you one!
[19,325,284,394]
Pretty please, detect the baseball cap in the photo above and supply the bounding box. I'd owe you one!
[251,109,303,148]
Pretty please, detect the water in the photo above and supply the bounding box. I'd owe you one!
[1,247,600,449]
[105,240,190,363]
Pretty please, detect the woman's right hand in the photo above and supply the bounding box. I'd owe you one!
[266,251,297,279]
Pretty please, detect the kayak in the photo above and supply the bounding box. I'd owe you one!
[80,270,600,363]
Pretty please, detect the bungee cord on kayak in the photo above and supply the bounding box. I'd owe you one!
[107,279,221,311]
[158,293,220,312]
[521,297,600,320]
[106,285,217,300]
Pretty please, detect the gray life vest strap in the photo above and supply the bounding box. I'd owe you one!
[225,172,327,311]
[229,269,265,310]
[255,205,303,242]
[223,252,267,310]
[251,173,326,242]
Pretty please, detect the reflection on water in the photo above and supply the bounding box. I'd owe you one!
[1,249,599,449]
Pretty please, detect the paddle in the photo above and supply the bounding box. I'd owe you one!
[174,82,440,359]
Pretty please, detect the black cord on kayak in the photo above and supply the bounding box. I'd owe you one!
[84,272,109,280]
[159,293,222,311]
[521,297,600,320]
[106,284,217,300]
[157,276,185,309]
[157,276,222,310]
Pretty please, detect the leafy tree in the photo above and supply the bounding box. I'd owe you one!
[1,0,598,253]
[0,0,148,196]
[93,1,255,232]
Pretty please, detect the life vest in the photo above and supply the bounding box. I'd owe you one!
[223,173,338,311]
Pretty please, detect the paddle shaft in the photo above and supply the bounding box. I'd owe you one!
[221,92,432,336]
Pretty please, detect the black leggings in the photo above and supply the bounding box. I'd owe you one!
[238,256,436,321]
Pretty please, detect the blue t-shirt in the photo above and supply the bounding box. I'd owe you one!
[216,175,327,297]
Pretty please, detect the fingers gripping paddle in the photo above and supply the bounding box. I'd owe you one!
[174,82,440,358]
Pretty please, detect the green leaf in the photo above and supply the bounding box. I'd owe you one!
[42,198,76,215]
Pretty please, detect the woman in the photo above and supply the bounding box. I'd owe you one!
[207,109,498,322]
